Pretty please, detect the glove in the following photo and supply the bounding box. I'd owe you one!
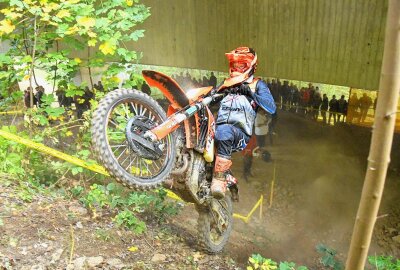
[227,84,252,96]
[238,84,251,96]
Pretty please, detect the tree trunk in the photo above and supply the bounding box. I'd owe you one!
[88,47,94,90]
[29,16,38,108]
[345,1,400,269]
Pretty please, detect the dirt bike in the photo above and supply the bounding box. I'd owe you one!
[91,70,251,253]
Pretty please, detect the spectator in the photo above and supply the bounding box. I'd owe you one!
[337,95,348,123]
[320,94,329,124]
[359,93,372,123]
[74,86,93,119]
[315,86,321,95]
[242,136,257,182]
[83,86,94,110]
[292,85,300,113]
[35,86,44,107]
[141,81,151,96]
[209,72,217,88]
[255,110,270,151]
[266,79,272,90]
[307,85,315,117]
[328,95,339,125]
[277,79,282,108]
[270,79,279,104]
[312,92,322,121]
[24,87,36,108]
[373,95,378,117]
[268,111,278,145]
[288,83,295,111]
[347,93,359,123]
[202,76,208,87]
[281,80,290,110]
[97,81,104,92]
[56,87,66,108]
[300,87,310,116]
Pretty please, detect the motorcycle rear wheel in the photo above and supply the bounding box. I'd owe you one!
[91,89,176,190]
[197,195,233,253]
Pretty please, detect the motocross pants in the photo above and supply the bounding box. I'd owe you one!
[215,124,250,159]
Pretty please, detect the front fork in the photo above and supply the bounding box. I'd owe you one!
[144,95,219,142]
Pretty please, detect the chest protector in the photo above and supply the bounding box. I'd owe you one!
[216,79,259,136]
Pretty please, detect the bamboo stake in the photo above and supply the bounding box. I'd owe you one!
[345,1,400,269]
[269,162,276,208]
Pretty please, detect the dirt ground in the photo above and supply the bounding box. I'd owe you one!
[230,110,400,266]
[176,110,400,267]
[1,110,399,269]
[0,179,242,270]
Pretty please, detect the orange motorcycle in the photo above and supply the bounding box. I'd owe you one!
[91,70,249,252]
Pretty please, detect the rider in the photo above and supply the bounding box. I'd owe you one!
[211,47,277,200]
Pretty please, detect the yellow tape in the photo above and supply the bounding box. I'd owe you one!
[0,129,263,221]
[0,129,109,175]
[233,195,263,223]
[0,111,23,115]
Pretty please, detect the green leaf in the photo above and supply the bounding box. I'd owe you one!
[44,107,65,117]
[7,153,22,164]
[279,262,295,270]
[0,53,12,65]
[9,0,24,9]
[56,24,69,36]
[71,167,83,175]
[63,36,85,50]
[128,29,145,41]
[106,182,116,192]
[41,94,55,105]
[321,254,335,267]
[297,266,309,270]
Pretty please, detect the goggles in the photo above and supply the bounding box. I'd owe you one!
[225,47,257,77]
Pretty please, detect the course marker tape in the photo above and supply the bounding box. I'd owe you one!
[0,129,264,222]
[233,195,263,223]
[0,110,23,115]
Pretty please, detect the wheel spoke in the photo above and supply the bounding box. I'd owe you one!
[104,97,173,182]
[116,147,128,161]
[130,102,138,115]
[110,144,127,148]
[109,119,119,128]
[122,104,131,120]
[120,150,131,167]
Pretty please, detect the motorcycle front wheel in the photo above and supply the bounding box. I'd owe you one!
[197,195,233,253]
[91,89,176,190]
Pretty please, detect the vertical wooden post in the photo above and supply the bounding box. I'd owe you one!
[345,1,400,269]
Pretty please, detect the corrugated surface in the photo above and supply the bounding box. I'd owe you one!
[133,0,388,89]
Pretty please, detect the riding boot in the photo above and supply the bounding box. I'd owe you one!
[211,156,232,199]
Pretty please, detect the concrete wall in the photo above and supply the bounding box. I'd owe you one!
[132,0,388,90]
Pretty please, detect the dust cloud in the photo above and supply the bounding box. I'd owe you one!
[227,110,400,266]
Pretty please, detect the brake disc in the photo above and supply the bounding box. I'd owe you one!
[126,116,164,160]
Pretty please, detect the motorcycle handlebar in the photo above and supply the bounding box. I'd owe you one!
[201,93,223,106]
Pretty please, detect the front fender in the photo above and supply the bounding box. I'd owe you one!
[142,70,189,109]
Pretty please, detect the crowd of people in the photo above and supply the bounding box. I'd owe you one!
[171,71,218,89]
[23,86,45,108]
[265,79,376,126]
[21,71,377,128]
[23,82,101,119]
